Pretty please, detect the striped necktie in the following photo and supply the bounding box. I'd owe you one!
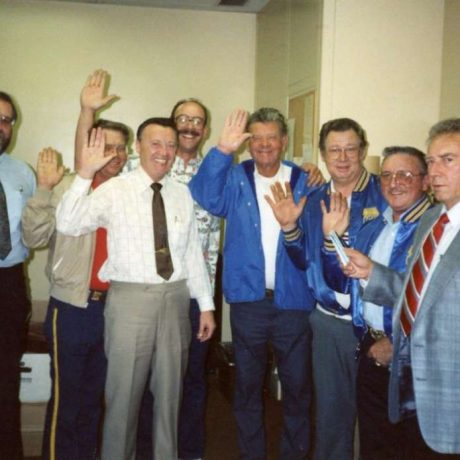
[0,180,11,260]
[401,212,449,336]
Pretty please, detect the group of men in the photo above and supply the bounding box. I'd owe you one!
[1,67,460,460]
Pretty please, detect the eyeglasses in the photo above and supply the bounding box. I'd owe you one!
[0,114,15,127]
[104,144,127,155]
[175,115,205,128]
[326,145,361,158]
[380,170,425,185]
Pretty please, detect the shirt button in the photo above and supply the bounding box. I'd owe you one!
[248,202,251,206]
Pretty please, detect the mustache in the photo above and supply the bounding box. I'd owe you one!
[178,128,200,138]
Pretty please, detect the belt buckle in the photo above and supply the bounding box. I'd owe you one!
[89,290,105,302]
[368,326,386,341]
[265,289,274,300]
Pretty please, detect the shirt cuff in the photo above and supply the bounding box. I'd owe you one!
[360,278,369,289]
[196,295,215,312]
[71,175,93,194]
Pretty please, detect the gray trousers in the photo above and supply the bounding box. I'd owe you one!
[310,308,358,460]
[101,280,191,460]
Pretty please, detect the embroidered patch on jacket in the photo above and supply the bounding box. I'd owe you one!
[362,207,379,222]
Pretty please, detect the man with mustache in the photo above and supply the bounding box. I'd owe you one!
[170,99,220,460]
[321,146,431,459]
[0,91,36,460]
[22,70,129,460]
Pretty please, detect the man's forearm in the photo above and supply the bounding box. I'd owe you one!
[56,175,96,236]
[21,189,57,248]
[75,107,95,170]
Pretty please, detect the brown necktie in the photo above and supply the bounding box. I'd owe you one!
[151,183,174,280]
[0,180,12,260]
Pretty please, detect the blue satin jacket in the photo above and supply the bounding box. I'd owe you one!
[284,169,386,315]
[189,147,317,309]
[322,195,432,338]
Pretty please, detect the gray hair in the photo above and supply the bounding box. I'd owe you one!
[427,118,460,145]
[247,107,288,136]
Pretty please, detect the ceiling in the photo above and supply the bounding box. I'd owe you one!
[36,0,270,13]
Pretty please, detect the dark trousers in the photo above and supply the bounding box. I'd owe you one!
[357,339,403,460]
[136,299,209,460]
[309,309,358,460]
[397,416,460,460]
[357,331,460,460]
[231,300,312,460]
[42,296,107,460]
[0,264,30,460]
[178,299,210,460]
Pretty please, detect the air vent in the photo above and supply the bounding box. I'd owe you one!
[218,0,248,6]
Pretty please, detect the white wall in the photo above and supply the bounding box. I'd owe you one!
[440,0,460,119]
[1,0,256,304]
[255,0,322,110]
[319,0,444,159]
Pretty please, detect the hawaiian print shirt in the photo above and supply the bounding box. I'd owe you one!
[169,155,220,294]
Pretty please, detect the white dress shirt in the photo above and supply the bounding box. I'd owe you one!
[56,167,214,311]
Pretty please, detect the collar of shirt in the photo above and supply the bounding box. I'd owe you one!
[383,195,430,226]
[136,165,168,190]
[330,168,371,196]
[172,154,202,172]
[0,152,8,166]
[445,200,460,227]
[330,170,371,207]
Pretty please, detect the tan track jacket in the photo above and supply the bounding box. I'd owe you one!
[21,174,96,308]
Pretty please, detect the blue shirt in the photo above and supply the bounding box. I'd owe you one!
[363,206,400,330]
[0,153,36,267]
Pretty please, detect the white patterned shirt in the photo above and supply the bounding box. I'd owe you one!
[169,155,221,294]
[56,167,214,311]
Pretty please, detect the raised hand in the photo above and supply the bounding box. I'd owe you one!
[217,109,252,155]
[302,162,326,187]
[78,127,114,179]
[265,181,307,231]
[80,69,118,112]
[37,148,65,191]
[320,192,349,237]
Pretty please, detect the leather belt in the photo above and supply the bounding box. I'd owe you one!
[265,289,274,300]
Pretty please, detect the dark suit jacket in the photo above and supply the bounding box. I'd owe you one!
[363,204,460,454]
